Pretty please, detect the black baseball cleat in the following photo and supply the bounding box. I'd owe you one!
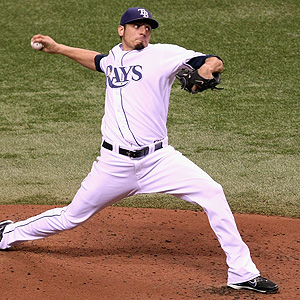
[228,276,279,294]
[0,220,14,242]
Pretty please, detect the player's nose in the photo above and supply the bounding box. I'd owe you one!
[139,25,148,35]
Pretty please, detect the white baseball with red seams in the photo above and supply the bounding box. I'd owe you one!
[31,41,43,50]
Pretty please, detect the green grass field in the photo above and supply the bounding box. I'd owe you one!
[0,0,299,217]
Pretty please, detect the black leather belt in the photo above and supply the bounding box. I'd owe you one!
[102,140,163,158]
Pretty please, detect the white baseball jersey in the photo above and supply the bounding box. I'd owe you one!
[97,43,205,148]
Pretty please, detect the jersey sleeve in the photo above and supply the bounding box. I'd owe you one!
[156,44,206,74]
[94,54,108,72]
[187,55,222,70]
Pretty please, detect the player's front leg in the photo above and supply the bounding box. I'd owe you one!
[0,150,139,250]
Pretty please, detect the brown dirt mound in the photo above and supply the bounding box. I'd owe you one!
[1,205,299,300]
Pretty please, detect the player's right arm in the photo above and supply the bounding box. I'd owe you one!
[31,34,100,71]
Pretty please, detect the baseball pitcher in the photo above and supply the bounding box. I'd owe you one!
[0,7,278,294]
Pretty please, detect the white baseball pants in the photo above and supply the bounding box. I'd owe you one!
[1,145,260,284]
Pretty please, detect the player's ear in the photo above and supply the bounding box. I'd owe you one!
[118,25,125,38]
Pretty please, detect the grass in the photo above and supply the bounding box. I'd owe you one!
[0,0,299,218]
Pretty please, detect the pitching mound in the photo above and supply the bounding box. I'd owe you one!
[1,205,299,299]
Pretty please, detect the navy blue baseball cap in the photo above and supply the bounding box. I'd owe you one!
[120,7,159,29]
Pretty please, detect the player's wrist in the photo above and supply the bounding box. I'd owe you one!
[55,44,69,55]
[197,66,213,79]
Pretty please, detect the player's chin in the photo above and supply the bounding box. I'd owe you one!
[134,41,147,50]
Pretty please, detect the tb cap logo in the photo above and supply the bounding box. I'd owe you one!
[138,9,149,18]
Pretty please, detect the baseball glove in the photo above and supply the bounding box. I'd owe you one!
[176,69,223,93]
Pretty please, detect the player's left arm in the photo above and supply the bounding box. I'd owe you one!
[176,55,224,93]
[197,56,224,79]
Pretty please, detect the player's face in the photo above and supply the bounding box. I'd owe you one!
[118,22,152,51]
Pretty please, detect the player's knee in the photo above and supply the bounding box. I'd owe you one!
[196,179,226,201]
[209,181,225,197]
[59,213,82,231]
[63,220,79,230]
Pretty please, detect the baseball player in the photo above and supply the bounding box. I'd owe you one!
[0,7,278,294]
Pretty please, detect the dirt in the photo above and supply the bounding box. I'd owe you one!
[0,205,299,300]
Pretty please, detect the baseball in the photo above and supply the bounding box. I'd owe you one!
[31,41,44,50]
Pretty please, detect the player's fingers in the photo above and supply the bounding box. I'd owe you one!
[191,85,199,94]
[32,34,53,45]
[31,34,44,43]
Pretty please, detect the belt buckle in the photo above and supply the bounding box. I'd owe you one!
[127,150,137,158]
[130,147,149,158]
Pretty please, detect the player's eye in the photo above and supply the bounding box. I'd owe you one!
[133,24,151,32]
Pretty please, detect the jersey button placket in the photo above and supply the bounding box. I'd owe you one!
[114,89,132,143]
